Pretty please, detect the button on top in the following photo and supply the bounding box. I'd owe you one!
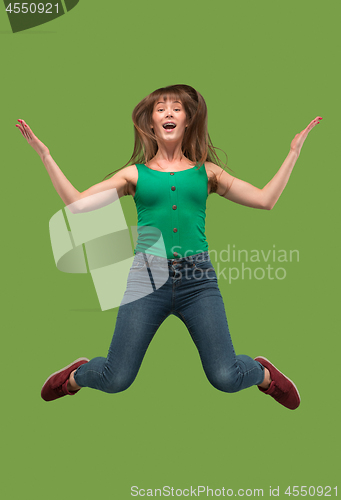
[172,205,177,210]
[173,228,178,233]
[171,186,176,191]
[170,172,174,176]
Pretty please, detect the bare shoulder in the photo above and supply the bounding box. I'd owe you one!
[205,161,226,176]
[119,164,138,182]
[203,161,215,181]
[106,164,138,184]
[118,164,138,197]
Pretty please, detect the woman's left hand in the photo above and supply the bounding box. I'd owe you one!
[290,116,323,156]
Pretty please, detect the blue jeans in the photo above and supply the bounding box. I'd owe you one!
[74,251,264,393]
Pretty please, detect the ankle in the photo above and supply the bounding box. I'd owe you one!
[258,368,272,389]
[67,370,81,392]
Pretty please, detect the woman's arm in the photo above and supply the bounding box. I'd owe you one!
[16,119,130,207]
[211,116,322,210]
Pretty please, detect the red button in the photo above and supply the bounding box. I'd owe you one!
[171,186,176,191]
[170,172,174,176]
[173,251,178,256]
[172,205,177,210]
[173,228,177,233]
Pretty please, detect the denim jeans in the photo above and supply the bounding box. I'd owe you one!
[74,251,264,393]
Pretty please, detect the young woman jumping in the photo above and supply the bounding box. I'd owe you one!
[16,84,322,409]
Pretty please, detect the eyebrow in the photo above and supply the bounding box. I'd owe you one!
[156,100,182,105]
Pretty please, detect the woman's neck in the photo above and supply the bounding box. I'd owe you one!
[153,142,184,163]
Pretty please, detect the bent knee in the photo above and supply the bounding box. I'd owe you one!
[207,368,241,393]
[101,373,135,394]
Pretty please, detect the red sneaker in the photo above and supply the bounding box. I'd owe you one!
[41,357,89,402]
[255,356,300,410]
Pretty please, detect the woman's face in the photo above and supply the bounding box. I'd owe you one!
[151,96,188,144]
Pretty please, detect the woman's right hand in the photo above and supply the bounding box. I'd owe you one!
[16,119,50,159]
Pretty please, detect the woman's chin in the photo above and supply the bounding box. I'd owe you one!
[157,132,184,143]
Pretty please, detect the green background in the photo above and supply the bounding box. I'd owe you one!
[1,1,339,498]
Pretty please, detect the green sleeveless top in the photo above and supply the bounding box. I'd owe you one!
[133,163,209,259]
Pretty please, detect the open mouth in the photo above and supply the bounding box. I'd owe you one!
[163,123,176,130]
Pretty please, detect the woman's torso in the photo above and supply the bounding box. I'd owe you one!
[128,161,213,258]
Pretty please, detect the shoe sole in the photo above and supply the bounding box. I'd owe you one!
[41,357,90,389]
[255,356,301,404]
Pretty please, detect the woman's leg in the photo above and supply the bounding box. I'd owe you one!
[73,293,170,393]
[41,253,172,401]
[174,258,265,393]
[173,255,300,408]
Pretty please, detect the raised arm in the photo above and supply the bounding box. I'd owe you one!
[211,116,322,210]
[16,119,131,208]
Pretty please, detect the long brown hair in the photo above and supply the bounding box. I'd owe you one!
[103,84,230,192]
